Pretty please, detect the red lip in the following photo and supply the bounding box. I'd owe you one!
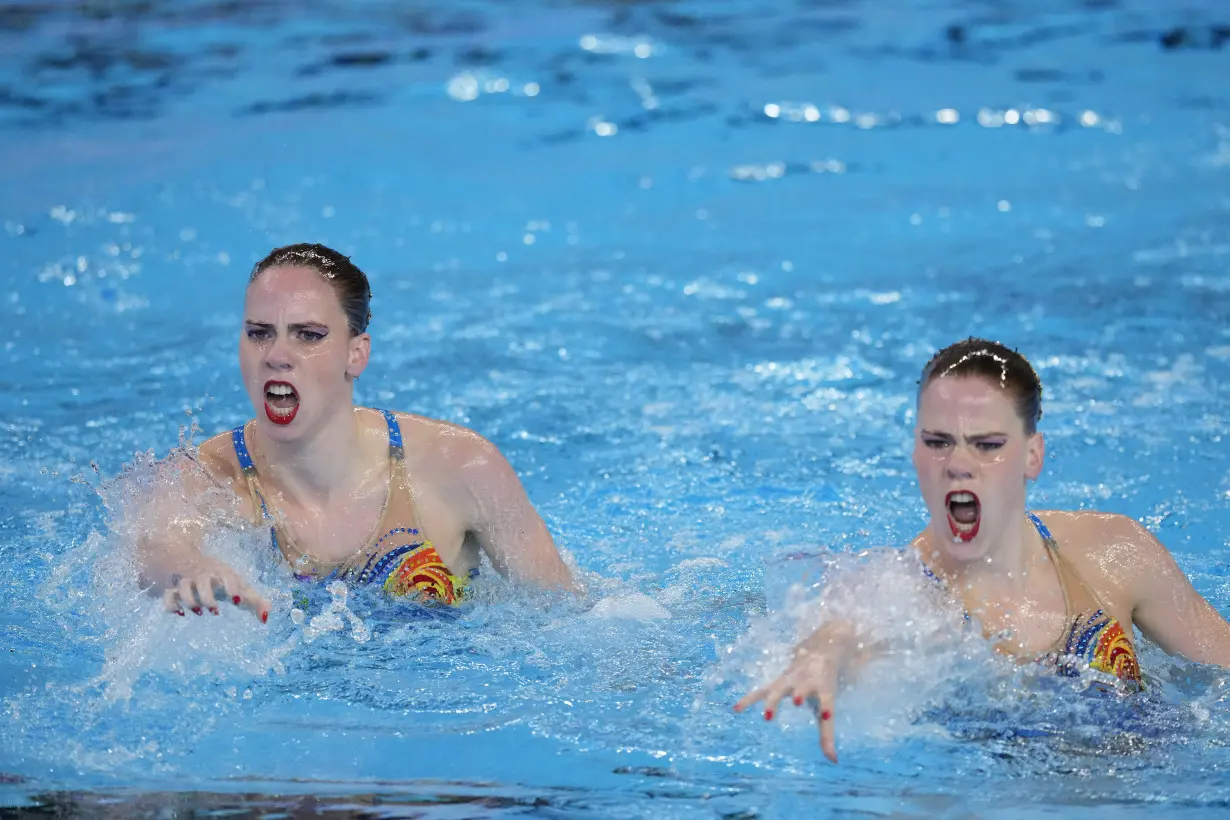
[263,380,299,426]
[945,490,981,542]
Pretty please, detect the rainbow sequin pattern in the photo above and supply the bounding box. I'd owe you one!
[1055,609,1142,690]
[346,528,475,606]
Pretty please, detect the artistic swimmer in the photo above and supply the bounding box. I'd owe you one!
[735,337,1230,762]
[135,243,576,621]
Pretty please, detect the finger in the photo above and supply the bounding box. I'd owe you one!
[234,581,272,624]
[209,573,270,624]
[733,686,769,713]
[178,577,203,615]
[162,587,185,616]
[817,691,838,764]
[196,576,220,615]
[762,680,795,722]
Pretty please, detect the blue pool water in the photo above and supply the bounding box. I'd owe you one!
[2,0,1230,816]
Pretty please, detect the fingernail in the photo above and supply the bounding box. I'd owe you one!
[232,596,241,605]
[764,710,774,721]
[209,607,220,616]
[175,610,185,617]
[821,710,832,721]
[793,695,803,706]
[732,704,743,713]
[191,607,203,616]
[260,611,269,624]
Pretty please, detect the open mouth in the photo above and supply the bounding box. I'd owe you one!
[945,490,980,542]
[264,380,299,425]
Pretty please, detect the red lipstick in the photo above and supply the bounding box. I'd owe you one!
[264,380,299,425]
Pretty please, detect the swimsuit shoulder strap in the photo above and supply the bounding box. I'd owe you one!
[380,409,405,461]
[1029,510,1112,625]
[1026,511,1058,550]
[377,409,425,532]
[231,422,270,526]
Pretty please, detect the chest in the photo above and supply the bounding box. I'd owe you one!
[963,584,1072,657]
[962,574,1133,659]
[245,471,472,571]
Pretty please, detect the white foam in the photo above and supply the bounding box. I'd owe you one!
[588,592,672,621]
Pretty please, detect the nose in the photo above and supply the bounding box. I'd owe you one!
[265,334,293,370]
[945,445,975,481]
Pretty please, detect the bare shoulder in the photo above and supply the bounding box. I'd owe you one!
[195,429,244,487]
[1034,508,1166,577]
[389,411,508,469]
[1037,509,1156,546]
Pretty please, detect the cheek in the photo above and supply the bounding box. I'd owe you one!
[238,346,256,376]
[301,344,346,375]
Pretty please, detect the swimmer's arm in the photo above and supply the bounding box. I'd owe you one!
[456,435,578,592]
[128,453,271,619]
[1120,516,1230,667]
[129,455,217,589]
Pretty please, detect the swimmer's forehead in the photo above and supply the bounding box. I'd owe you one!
[244,266,344,324]
[917,376,1020,434]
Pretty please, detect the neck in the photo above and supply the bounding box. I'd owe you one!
[252,404,362,503]
[924,513,1036,592]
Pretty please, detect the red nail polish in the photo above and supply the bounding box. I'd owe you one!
[260,611,268,624]
[821,710,832,721]
[764,710,774,721]
[793,696,803,706]
[209,607,220,616]
[192,607,203,616]
[175,610,185,617]
[232,596,241,605]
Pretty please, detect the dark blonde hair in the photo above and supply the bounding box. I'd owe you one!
[918,337,1043,433]
[250,243,372,336]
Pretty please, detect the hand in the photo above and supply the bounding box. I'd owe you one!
[733,636,847,763]
[160,555,271,624]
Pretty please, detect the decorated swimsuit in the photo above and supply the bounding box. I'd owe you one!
[231,409,477,606]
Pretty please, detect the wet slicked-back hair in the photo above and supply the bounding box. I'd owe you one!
[918,337,1043,434]
[249,243,372,336]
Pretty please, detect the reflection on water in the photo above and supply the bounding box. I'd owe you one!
[2,0,1229,130]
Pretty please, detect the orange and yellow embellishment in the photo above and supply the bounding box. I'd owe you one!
[383,542,468,604]
[1057,610,1142,689]
[346,528,473,606]
[1087,619,1142,684]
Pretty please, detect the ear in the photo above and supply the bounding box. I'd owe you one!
[346,333,371,381]
[1024,432,1045,481]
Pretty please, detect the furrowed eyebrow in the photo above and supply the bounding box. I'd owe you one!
[920,430,1008,441]
[243,321,329,331]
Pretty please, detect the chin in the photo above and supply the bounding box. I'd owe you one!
[929,513,989,562]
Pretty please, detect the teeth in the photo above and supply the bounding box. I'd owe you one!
[950,491,975,504]
[267,384,295,396]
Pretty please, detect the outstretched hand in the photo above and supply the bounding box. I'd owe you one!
[734,633,850,763]
[158,554,271,623]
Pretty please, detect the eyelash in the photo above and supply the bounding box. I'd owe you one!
[923,439,1005,451]
[245,328,326,342]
